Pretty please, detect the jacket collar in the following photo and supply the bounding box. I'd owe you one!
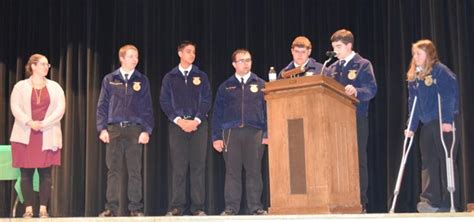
[112,68,143,81]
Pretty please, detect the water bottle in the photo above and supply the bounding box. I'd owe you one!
[268,66,277,82]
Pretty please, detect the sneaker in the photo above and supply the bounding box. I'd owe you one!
[98,209,115,217]
[193,210,207,216]
[220,208,236,216]
[417,202,439,213]
[253,209,268,215]
[130,210,145,216]
[165,208,181,216]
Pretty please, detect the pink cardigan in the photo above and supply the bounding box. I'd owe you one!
[10,77,66,151]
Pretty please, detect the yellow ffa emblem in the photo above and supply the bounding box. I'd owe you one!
[250,84,259,93]
[424,75,433,86]
[132,82,141,91]
[192,77,201,85]
[348,70,358,80]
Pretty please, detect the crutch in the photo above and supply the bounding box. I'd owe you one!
[437,93,456,213]
[389,96,418,213]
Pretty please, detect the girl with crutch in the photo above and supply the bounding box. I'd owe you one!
[404,39,460,213]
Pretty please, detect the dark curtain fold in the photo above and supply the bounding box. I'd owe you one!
[1,0,473,217]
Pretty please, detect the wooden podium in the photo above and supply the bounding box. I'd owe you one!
[263,75,361,214]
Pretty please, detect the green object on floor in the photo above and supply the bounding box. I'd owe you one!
[0,145,40,203]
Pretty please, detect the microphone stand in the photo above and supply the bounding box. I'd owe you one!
[320,57,333,76]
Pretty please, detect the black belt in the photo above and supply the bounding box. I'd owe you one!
[110,121,140,128]
[181,115,195,120]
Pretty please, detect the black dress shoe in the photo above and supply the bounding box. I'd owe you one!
[220,208,236,216]
[253,209,268,215]
[98,209,115,217]
[130,210,145,216]
[165,208,181,216]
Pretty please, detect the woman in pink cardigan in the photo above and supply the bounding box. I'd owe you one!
[10,54,65,218]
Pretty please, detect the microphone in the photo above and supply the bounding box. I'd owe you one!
[320,51,337,75]
[326,51,337,57]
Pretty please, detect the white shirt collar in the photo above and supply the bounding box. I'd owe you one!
[119,67,134,80]
[340,51,356,67]
[178,64,193,76]
[235,72,251,84]
[294,59,310,68]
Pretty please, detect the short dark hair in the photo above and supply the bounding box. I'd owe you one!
[177,40,196,51]
[231,49,250,62]
[330,29,354,45]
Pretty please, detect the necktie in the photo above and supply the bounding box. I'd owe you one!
[124,74,129,94]
[340,60,346,67]
[336,60,346,81]
[241,77,245,85]
[184,70,189,84]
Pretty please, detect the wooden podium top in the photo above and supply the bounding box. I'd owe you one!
[263,75,359,104]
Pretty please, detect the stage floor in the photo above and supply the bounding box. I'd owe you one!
[1,212,473,222]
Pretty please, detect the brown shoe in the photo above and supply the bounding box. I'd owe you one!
[39,211,49,218]
[98,209,115,217]
[253,209,268,215]
[220,208,236,216]
[22,211,33,218]
[165,208,181,216]
[130,210,145,216]
[192,210,207,216]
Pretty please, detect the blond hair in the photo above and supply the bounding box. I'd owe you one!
[291,36,312,49]
[118,44,139,59]
[407,39,439,81]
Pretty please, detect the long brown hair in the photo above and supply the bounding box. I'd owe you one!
[25,54,47,76]
[406,39,439,81]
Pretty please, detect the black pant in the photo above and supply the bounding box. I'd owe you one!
[105,124,143,212]
[168,121,208,213]
[356,116,369,207]
[222,127,265,214]
[419,118,461,209]
[20,167,52,206]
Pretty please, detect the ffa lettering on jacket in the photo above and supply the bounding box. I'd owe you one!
[96,69,154,134]
[212,73,267,141]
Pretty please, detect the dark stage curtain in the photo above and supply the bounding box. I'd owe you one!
[1,0,473,217]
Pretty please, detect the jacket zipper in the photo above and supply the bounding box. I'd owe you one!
[240,82,244,127]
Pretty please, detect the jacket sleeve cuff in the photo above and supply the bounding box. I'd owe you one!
[173,117,181,124]
[442,115,454,124]
[212,134,222,141]
[194,117,202,124]
[143,126,153,135]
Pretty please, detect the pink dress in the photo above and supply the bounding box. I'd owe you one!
[11,87,61,168]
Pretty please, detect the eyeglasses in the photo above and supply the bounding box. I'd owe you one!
[36,62,51,68]
[235,58,252,64]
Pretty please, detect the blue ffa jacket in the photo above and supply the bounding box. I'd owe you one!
[96,69,155,134]
[278,58,324,78]
[160,65,212,122]
[212,73,267,141]
[407,63,459,131]
[328,53,377,117]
